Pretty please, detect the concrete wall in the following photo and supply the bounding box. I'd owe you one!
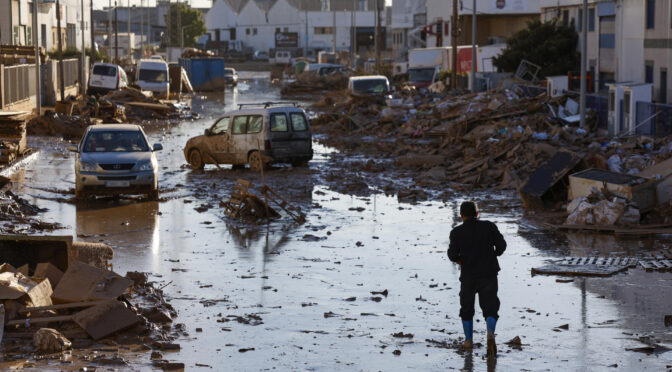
[0,2,11,45]
[643,0,672,103]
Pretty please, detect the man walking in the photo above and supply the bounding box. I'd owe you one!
[448,201,506,358]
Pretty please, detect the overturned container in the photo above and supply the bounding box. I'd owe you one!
[568,169,657,212]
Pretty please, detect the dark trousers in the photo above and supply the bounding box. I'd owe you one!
[459,276,500,321]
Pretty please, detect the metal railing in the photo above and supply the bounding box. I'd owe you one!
[57,58,80,89]
[635,101,672,137]
[2,64,36,106]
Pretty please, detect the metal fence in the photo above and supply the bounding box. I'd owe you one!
[635,101,672,137]
[57,58,80,89]
[586,93,608,129]
[2,64,36,106]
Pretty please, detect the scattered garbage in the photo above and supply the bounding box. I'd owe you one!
[222,179,305,223]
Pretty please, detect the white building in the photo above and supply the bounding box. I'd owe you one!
[205,0,385,57]
[388,0,425,60]
[0,0,93,52]
[541,0,672,103]
[425,0,540,48]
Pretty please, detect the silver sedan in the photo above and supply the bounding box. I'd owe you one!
[69,124,162,200]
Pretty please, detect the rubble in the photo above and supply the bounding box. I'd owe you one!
[281,70,349,94]
[222,179,305,223]
[0,111,30,165]
[28,87,196,140]
[565,188,641,227]
[33,328,72,353]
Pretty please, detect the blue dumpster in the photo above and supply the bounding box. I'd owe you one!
[178,58,226,91]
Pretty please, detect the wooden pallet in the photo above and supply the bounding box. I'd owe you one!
[260,184,305,223]
[223,179,252,218]
[639,260,672,272]
[532,256,635,277]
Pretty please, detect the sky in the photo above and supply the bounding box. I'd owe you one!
[95,0,213,10]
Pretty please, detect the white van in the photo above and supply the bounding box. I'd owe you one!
[87,63,128,95]
[136,59,170,98]
[275,51,292,65]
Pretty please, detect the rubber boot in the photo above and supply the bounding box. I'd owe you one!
[462,320,473,350]
[486,317,497,358]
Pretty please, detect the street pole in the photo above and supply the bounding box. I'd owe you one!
[114,1,119,63]
[470,0,476,92]
[579,0,587,128]
[81,0,86,93]
[32,0,41,114]
[167,0,171,47]
[451,0,458,90]
[353,1,356,68]
[375,0,381,72]
[177,0,182,50]
[108,0,112,59]
[90,0,95,63]
[332,9,336,53]
[56,0,65,102]
[303,0,308,58]
[140,0,144,56]
[127,0,130,57]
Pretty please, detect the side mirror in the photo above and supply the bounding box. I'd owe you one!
[153,143,163,151]
[204,129,211,136]
[68,145,78,152]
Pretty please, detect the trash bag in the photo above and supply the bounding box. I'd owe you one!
[593,200,625,225]
[607,154,623,173]
[566,201,594,225]
[618,206,640,227]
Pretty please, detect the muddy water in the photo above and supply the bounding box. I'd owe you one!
[7,72,672,370]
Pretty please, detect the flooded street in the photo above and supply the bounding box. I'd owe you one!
[7,72,672,371]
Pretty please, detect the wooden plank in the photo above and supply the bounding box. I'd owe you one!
[661,260,672,269]
[6,315,73,326]
[639,261,654,271]
[19,300,106,314]
[651,261,665,270]
[531,264,629,277]
[606,257,614,266]
[72,300,140,340]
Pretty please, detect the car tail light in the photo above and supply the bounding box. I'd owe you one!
[264,140,272,150]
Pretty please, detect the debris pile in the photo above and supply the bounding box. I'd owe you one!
[281,70,349,94]
[0,44,47,66]
[0,177,60,233]
[0,111,29,164]
[310,87,672,195]
[0,242,180,368]
[180,48,216,58]
[566,188,641,227]
[222,179,305,223]
[29,87,195,139]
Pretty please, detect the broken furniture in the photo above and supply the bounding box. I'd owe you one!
[568,169,657,212]
[519,151,586,210]
[0,111,29,165]
[222,179,304,222]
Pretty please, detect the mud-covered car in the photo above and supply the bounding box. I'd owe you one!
[184,105,313,171]
[69,124,163,200]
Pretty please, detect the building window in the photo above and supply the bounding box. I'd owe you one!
[283,27,289,32]
[314,27,333,35]
[253,28,257,35]
[578,9,582,32]
[645,61,654,84]
[646,0,655,29]
[661,68,668,103]
[276,28,280,33]
[588,8,595,31]
[246,28,250,35]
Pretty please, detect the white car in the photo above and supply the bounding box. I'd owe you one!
[348,75,390,96]
[275,50,292,65]
[87,63,128,95]
[69,124,163,200]
[136,59,170,98]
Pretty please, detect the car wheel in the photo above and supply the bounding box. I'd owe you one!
[189,149,205,170]
[248,151,265,172]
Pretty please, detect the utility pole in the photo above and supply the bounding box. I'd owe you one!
[332,8,336,53]
[140,0,144,56]
[127,0,130,57]
[81,0,86,93]
[579,0,587,128]
[177,0,182,50]
[114,1,119,63]
[108,0,112,59]
[90,0,95,63]
[470,0,476,92]
[56,0,65,102]
[450,0,458,90]
[303,0,308,57]
[352,0,356,68]
[375,0,381,72]
[167,0,171,47]
[32,0,41,114]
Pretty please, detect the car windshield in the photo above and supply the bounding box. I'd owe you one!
[139,69,167,83]
[224,69,235,75]
[352,79,389,94]
[92,65,117,77]
[83,130,150,152]
[409,68,435,82]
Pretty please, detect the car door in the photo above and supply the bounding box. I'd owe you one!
[268,112,291,159]
[229,115,249,164]
[245,114,264,156]
[210,117,231,162]
[288,111,312,155]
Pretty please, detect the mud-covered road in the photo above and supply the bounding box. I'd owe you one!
[6,72,672,371]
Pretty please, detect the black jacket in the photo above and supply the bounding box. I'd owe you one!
[448,218,506,280]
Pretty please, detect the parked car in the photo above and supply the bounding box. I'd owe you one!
[136,59,170,98]
[348,75,390,96]
[183,105,313,171]
[306,63,345,76]
[69,124,163,200]
[87,63,128,95]
[224,68,238,86]
[253,50,269,61]
[275,50,292,65]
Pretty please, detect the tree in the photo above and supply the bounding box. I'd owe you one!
[493,20,580,78]
[164,3,207,48]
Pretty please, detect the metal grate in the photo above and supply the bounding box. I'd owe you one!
[99,163,135,171]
